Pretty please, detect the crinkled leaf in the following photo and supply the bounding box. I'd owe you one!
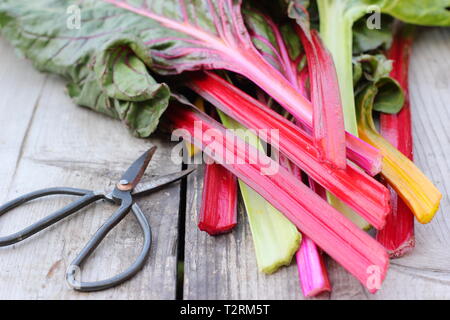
[353,54,404,113]
[1,0,318,141]
[311,0,449,136]
[243,9,284,71]
[287,0,312,37]
[317,0,450,27]
[353,60,363,86]
[243,7,304,82]
[352,14,394,54]
[94,38,156,101]
[353,54,393,83]
[372,77,405,114]
[0,0,172,137]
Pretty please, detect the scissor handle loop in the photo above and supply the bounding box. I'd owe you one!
[0,188,102,247]
[0,188,153,291]
[66,202,152,292]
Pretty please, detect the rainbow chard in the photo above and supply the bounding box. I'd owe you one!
[188,72,390,230]
[294,24,370,229]
[102,0,377,172]
[211,73,301,273]
[103,0,315,126]
[0,0,382,175]
[354,54,442,224]
[252,38,331,289]
[247,15,339,293]
[245,8,373,232]
[166,103,389,292]
[376,26,416,256]
[244,8,380,174]
[290,0,445,227]
[288,0,444,227]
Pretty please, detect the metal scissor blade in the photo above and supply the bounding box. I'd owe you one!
[132,168,196,197]
[117,146,157,191]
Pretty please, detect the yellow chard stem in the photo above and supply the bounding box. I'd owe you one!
[357,86,442,224]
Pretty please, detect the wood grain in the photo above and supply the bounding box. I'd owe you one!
[0,39,181,299]
[182,28,450,300]
[1,26,449,300]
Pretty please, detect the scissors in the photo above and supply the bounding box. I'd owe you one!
[0,146,194,292]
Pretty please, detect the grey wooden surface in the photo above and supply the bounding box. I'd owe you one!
[0,27,449,300]
[0,39,181,299]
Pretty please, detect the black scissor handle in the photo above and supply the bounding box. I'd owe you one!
[66,202,152,292]
[0,188,152,292]
[0,188,103,247]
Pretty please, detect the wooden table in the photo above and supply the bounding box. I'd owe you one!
[0,27,449,300]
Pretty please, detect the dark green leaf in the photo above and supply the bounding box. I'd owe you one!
[243,7,303,74]
[372,77,404,114]
[352,14,394,54]
[353,54,404,114]
[375,0,450,26]
[0,0,171,137]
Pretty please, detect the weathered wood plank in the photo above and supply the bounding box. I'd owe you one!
[0,39,48,204]
[0,40,181,299]
[183,165,309,300]
[182,28,450,300]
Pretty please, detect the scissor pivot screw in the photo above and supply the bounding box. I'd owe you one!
[117,179,133,191]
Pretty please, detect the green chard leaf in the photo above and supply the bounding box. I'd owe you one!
[93,39,170,136]
[375,0,450,26]
[0,0,331,140]
[353,54,404,114]
[0,0,170,137]
[243,6,304,81]
[352,14,394,54]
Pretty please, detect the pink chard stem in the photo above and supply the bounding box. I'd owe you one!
[299,177,331,296]
[299,28,347,169]
[166,104,388,292]
[296,235,331,297]
[188,72,391,230]
[278,154,331,297]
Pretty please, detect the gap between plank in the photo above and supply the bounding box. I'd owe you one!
[176,158,189,300]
